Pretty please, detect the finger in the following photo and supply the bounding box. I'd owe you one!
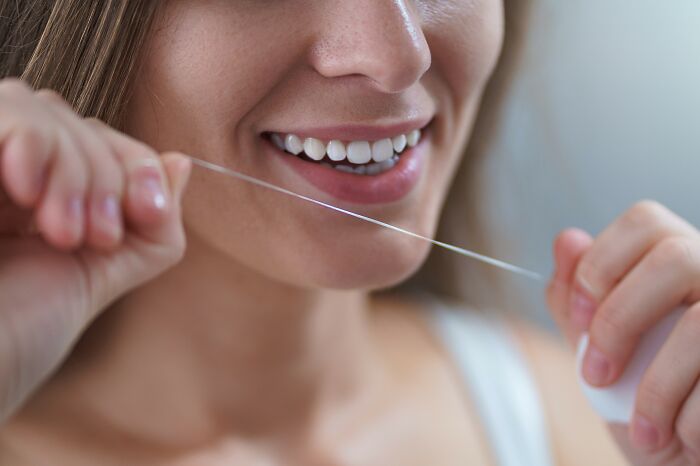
[38,94,124,251]
[572,200,697,318]
[583,236,700,386]
[546,228,593,345]
[0,125,53,208]
[148,151,191,245]
[0,85,55,208]
[631,302,700,453]
[163,152,192,203]
[33,128,88,250]
[85,119,171,237]
[675,376,700,462]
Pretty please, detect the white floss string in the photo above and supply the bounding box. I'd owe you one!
[188,156,544,283]
[192,156,684,425]
[189,157,690,427]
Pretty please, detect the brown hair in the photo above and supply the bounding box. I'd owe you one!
[0,0,159,129]
[0,0,531,310]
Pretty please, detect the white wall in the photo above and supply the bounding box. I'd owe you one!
[479,0,700,326]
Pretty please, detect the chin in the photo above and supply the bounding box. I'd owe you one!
[298,237,433,291]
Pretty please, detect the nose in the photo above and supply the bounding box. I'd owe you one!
[309,0,431,94]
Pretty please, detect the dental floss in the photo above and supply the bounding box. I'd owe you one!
[187,156,544,282]
[187,155,682,426]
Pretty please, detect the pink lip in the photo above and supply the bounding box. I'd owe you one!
[263,129,429,205]
[264,116,433,142]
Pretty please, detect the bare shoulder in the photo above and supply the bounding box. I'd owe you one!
[508,318,628,466]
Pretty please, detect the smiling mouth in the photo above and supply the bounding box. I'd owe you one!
[261,121,430,176]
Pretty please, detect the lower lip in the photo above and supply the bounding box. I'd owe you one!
[263,133,429,205]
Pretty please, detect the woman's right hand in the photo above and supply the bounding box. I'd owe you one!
[0,79,191,423]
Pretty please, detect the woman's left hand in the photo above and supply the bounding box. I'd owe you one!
[546,200,700,465]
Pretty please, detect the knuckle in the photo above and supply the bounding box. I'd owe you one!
[84,117,108,130]
[11,122,43,145]
[619,200,669,236]
[0,78,31,96]
[649,236,699,272]
[35,88,69,108]
[623,200,668,229]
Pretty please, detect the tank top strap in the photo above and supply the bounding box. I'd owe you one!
[419,294,555,466]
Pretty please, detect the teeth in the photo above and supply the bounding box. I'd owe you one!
[371,138,394,162]
[326,140,347,162]
[303,137,326,161]
[270,127,425,167]
[271,133,286,150]
[365,162,384,176]
[392,134,407,153]
[285,134,303,155]
[347,141,372,164]
[379,157,397,171]
[335,165,355,174]
[406,129,421,147]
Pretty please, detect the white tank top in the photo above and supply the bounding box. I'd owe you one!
[422,296,555,466]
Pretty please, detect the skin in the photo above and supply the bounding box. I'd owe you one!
[0,0,698,464]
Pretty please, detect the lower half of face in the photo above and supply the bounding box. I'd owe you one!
[127,0,504,290]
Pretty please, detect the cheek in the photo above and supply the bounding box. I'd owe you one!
[127,2,304,150]
[425,0,505,104]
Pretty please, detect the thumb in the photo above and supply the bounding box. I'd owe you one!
[160,152,192,203]
[546,228,593,346]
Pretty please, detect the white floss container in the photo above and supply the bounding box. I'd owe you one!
[576,306,687,424]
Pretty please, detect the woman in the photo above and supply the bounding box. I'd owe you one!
[0,1,699,464]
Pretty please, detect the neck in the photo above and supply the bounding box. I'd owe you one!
[57,231,384,446]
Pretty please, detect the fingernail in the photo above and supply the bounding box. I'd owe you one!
[631,414,659,450]
[65,195,84,244]
[101,194,119,220]
[99,195,121,233]
[583,344,611,385]
[136,168,167,211]
[67,194,84,223]
[570,290,595,330]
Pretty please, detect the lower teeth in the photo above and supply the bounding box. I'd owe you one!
[321,155,399,176]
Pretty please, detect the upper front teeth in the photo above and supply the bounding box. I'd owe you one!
[303,137,326,161]
[371,138,394,162]
[347,141,372,164]
[326,140,346,161]
[270,129,423,164]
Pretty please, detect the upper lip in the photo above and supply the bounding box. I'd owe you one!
[263,116,434,142]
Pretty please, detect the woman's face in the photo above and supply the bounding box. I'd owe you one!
[127,0,504,290]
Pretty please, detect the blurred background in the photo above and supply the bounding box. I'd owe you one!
[474,0,700,328]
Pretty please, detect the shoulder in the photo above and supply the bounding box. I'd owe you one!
[507,317,628,466]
